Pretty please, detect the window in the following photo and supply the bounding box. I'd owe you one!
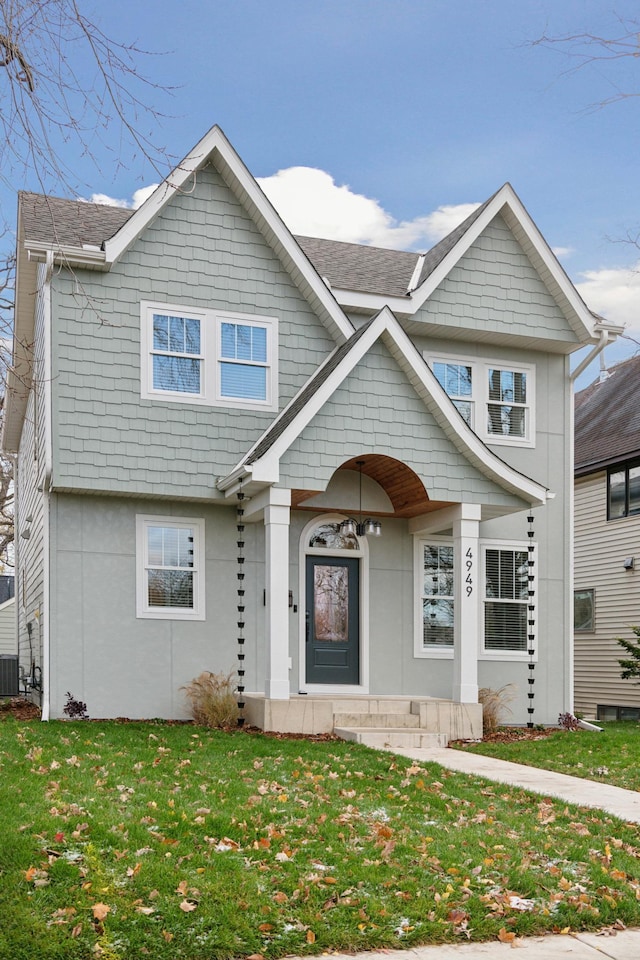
[430,355,534,446]
[608,459,640,520]
[482,544,533,654]
[422,544,455,648]
[136,516,205,620]
[141,302,277,409]
[574,589,595,632]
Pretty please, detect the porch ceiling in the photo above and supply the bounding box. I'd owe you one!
[291,454,451,519]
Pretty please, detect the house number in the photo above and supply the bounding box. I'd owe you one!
[465,548,473,597]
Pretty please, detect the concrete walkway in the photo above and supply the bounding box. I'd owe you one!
[388,745,640,824]
[327,930,640,958]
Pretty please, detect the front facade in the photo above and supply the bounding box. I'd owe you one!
[4,126,615,730]
[574,357,640,719]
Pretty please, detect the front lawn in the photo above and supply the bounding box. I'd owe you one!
[453,722,640,791]
[2,720,640,960]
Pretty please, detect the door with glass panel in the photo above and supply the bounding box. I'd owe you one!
[305,556,360,685]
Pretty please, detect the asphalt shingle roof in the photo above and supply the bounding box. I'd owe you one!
[18,191,495,299]
[575,355,640,474]
[19,192,132,247]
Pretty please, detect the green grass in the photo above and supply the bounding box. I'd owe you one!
[2,720,640,959]
[453,722,640,791]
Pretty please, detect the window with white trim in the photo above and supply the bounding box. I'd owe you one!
[136,516,205,620]
[429,356,535,446]
[421,543,454,648]
[141,302,277,410]
[482,543,533,654]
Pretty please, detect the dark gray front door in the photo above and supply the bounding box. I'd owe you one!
[305,556,360,685]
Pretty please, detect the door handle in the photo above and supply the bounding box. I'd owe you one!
[305,610,310,642]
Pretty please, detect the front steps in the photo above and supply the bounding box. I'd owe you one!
[243,694,482,746]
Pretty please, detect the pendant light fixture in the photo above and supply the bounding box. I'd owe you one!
[340,460,382,538]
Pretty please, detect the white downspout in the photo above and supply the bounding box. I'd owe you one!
[570,330,610,383]
[41,251,53,721]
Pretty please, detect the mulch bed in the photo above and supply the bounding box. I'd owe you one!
[0,700,557,745]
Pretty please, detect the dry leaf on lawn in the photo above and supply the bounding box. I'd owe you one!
[91,903,111,921]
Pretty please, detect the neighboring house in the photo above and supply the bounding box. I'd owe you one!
[2,125,619,735]
[574,356,640,720]
[0,576,17,696]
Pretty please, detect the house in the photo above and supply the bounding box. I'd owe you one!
[2,125,618,739]
[574,355,640,720]
[0,576,17,696]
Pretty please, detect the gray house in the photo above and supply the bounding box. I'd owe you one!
[3,125,617,739]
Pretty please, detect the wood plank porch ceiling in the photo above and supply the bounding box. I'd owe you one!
[291,454,450,519]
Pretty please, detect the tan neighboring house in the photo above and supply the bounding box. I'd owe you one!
[574,355,640,719]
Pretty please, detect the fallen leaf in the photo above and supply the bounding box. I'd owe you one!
[306,930,316,943]
[162,930,174,943]
[135,906,155,915]
[497,927,516,943]
[71,924,83,938]
[179,899,197,912]
[91,903,111,922]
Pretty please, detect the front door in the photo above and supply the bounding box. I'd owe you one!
[305,556,360,685]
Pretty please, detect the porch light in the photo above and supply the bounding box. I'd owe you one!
[339,460,382,539]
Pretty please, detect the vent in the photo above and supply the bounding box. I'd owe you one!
[0,655,19,697]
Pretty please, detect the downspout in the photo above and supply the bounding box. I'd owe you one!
[41,251,53,721]
[569,329,610,383]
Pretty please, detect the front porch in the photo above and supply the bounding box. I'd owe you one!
[243,693,483,746]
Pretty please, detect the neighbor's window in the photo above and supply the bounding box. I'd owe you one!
[136,516,205,620]
[141,302,277,409]
[574,589,595,632]
[483,545,531,653]
[429,356,534,445]
[422,543,454,648]
[608,459,640,520]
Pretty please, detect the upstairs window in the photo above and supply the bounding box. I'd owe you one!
[429,355,534,446]
[608,459,640,520]
[141,302,277,410]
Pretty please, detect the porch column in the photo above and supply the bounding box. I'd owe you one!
[452,504,481,703]
[264,488,291,700]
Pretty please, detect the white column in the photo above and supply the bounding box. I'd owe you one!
[452,504,481,704]
[264,489,291,700]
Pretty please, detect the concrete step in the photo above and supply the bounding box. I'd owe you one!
[334,727,448,749]
[329,698,414,715]
[333,712,421,728]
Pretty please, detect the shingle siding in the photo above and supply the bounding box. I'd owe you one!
[52,165,335,497]
[414,215,577,343]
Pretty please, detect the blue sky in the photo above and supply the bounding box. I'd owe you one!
[8,0,640,383]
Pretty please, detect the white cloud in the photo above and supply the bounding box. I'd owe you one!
[552,245,574,258]
[84,184,159,210]
[257,166,479,250]
[576,262,640,331]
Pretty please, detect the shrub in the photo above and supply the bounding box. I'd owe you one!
[181,670,239,728]
[617,625,640,683]
[558,711,580,731]
[63,692,89,719]
[478,684,515,737]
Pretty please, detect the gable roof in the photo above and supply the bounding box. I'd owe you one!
[220,307,550,508]
[575,355,640,475]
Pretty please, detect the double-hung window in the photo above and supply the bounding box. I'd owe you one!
[136,516,205,620]
[141,302,277,410]
[482,542,534,656]
[429,355,534,446]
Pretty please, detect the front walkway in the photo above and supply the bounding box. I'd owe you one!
[390,745,640,823]
[327,929,640,958]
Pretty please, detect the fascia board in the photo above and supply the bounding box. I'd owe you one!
[25,241,108,270]
[104,125,353,344]
[228,305,548,506]
[333,185,597,347]
[378,318,549,506]
[222,313,389,484]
